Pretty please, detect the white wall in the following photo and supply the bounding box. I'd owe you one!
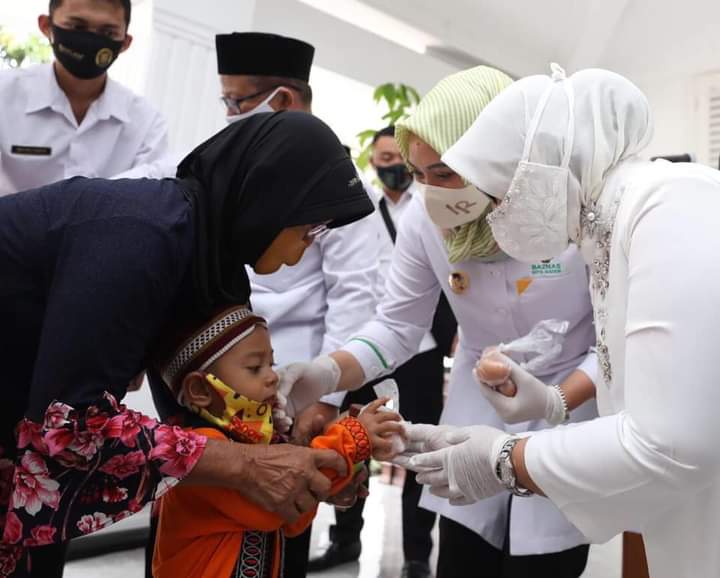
[251,0,458,151]
[252,0,457,94]
[0,0,45,40]
[309,66,382,151]
[142,0,258,155]
[628,75,697,160]
[110,0,154,95]
[597,0,720,164]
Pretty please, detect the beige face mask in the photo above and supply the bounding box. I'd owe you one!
[422,183,492,229]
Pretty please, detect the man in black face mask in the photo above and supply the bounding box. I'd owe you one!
[0,0,170,197]
[370,125,414,199]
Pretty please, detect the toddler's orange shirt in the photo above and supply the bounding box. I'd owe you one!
[153,417,370,578]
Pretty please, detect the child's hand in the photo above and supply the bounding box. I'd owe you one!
[357,397,404,461]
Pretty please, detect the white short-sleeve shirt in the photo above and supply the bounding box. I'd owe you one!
[0,63,169,196]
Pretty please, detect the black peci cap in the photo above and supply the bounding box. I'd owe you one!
[215,32,315,81]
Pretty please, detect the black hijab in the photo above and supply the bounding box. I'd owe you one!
[176,111,373,313]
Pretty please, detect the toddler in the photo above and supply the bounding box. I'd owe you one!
[152,305,400,578]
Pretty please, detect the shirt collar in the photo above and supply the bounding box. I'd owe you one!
[24,63,65,114]
[383,183,416,206]
[93,75,131,123]
[23,62,131,123]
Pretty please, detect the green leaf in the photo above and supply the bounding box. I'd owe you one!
[356,129,376,146]
[355,146,371,171]
[0,29,51,68]
[385,85,399,110]
[383,109,404,125]
[373,84,387,102]
[398,84,410,108]
[359,81,421,156]
[407,86,421,105]
[373,83,393,104]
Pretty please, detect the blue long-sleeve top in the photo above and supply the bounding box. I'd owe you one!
[0,177,208,553]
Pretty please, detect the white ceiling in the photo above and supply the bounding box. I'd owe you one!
[358,0,720,81]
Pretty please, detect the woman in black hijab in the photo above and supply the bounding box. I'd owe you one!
[177,110,371,311]
[0,111,372,578]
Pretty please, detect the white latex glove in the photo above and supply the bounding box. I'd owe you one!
[271,396,294,435]
[409,425,510,506]
[475,350,566,425]
[392,424,469,469]
[276,355,342,418]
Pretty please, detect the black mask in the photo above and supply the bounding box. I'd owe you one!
[51,24,124,80]
[376,163,413,192]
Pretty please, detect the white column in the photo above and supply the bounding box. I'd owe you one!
[144,0,257,155]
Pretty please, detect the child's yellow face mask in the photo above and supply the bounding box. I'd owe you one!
[195,373,274,444]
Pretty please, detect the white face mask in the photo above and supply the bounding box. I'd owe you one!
[487,66,575,263]
[422,183,491,229]
[226,88,281,124]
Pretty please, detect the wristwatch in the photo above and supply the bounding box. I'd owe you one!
[495,436,534,497]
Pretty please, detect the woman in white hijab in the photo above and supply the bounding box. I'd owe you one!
[403,64,720,578]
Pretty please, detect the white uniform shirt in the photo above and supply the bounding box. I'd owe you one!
[0,63,169,196]
[375,184,436,353]
[248,212,380,369]
[525,159,720,577]
[341,193,599,555]
[322,184,438,407]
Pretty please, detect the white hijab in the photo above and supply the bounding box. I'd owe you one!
[442,66,654,228]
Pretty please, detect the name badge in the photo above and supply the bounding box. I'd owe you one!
[11,145,52,156]
[530,262,564,278]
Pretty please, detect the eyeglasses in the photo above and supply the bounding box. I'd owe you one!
[220,84,301,115]
[303,222,331,243]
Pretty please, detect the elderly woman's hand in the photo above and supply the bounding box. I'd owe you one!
[190,439,348,523]
[289,402,340,447]
[325,464,370,509]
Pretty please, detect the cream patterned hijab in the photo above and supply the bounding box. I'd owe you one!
[395,66,513,263]
[443,67,653,241]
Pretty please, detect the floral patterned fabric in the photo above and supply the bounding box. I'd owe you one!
[0,392,207,577]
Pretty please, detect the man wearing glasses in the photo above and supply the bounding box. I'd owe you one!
[217,32,315,120]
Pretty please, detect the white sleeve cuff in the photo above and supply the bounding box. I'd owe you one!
[524,413,698,543]
[341,337,393,383]
[576,351,599,386]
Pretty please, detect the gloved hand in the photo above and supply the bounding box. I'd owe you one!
[475,350,567,425]
[275,355,342,418]
[392,423,469,469]
[409,425,510,506]
[271,400,294,434]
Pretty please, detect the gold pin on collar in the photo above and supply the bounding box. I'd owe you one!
[449,271,470,294]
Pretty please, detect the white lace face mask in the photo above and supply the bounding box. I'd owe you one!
[487,66,575,263]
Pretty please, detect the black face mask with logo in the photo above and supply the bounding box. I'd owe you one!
[376,163,413,193]
[51,24,124,80]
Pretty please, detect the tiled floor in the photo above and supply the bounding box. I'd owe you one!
[65,477,621,578]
